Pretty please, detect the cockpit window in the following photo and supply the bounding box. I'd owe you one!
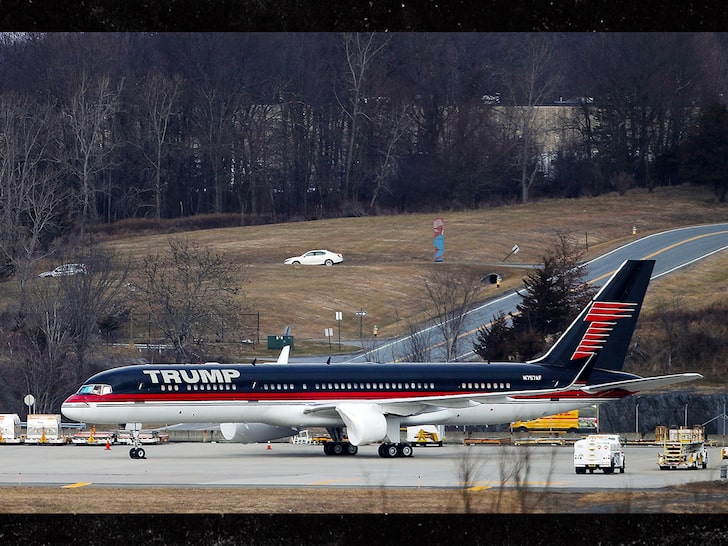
[77,384,112,395]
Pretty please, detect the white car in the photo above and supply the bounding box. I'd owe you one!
[39,263,88,278]
[283,250,343,266]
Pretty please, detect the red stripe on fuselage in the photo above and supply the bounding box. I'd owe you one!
[64,390,465,404]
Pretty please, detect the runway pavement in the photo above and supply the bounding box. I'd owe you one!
[1,441,724,490]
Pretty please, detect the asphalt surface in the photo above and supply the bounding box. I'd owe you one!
[1,441,724,490]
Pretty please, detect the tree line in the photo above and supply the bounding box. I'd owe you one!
[1,33,727,232]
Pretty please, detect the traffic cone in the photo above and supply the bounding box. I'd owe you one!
[266,441,272,450]
[105,439,111,450]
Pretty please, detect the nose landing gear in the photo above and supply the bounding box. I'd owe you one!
[127,428,146,459]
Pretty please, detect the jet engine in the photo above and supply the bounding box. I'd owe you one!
[220,422,298,443]
[335,403,387,446]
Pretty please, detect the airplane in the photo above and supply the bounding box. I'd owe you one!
[62,259,702,459]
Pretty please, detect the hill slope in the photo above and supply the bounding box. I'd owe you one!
[92,185,728,348]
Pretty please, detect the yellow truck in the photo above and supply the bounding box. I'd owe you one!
[510,408,597,434]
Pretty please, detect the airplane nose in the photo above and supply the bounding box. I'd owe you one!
[61,396,88,421]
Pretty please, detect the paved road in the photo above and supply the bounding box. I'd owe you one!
[342,223,728,363]
[1,442,723,490]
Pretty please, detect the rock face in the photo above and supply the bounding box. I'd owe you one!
[598,389,728,436]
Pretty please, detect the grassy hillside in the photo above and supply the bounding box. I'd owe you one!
[3,184,726,361]
[94,185,728,350]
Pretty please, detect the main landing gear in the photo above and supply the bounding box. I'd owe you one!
[323,441,358,456]
[378,443,413,458]
[322,426,358,456]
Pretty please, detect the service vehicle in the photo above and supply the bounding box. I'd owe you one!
[116,429,169,445]
[406,425,444,446]
[291,430,313,444]
[511,407,597,434]
[0,413,23,444]
[573,434,626,474]
[24,414,67,444]
[721,446,728,460]
[657,425,708,470]
[71,426,117,445]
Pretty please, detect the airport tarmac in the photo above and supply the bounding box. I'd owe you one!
[0,441,724,490]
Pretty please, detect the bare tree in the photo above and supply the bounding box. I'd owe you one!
[59,246,130,371]
[655,294,685,374]
[368,104,410,210]
[0,93,68,305]
[423,267,482,362]
[501,34,563,203]
[338,32,390,200]
[137,238,242,363]
[398,313,434,363]
[17,282,75,413]
[135,70,183,219]
[61,72,123,232]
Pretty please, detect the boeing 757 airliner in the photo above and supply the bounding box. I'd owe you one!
[62,259,702,459]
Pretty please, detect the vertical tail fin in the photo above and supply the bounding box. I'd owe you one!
[530,259,654,371]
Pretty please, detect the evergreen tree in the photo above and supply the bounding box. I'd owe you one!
[473,312,511,362]
[474,234,596,361]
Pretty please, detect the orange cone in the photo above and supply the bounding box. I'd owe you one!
[266,441,271,450]
[105,439,111,450]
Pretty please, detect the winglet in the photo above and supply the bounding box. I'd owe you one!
[276,345,290,364]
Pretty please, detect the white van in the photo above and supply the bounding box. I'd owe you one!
[574,434,625,474]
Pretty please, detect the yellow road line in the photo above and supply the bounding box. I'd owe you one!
[590,230,728,285]
[61,482,92,489]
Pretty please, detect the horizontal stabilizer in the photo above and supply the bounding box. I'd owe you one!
[580,373,703,394]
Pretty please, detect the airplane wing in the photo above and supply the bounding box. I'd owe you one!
[301,384,579,416]
[302,372,703,416]
[580,372,704,394]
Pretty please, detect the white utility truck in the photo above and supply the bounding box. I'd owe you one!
[573,434,626,474]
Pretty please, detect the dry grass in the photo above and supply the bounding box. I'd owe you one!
[4,481,728,513]
[90,185,727,347]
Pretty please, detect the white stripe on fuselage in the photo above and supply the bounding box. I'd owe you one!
[61,398,609,427]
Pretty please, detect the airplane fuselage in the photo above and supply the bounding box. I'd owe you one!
[61,361,638,427]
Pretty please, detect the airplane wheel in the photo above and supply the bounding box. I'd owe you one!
[129,448,137,459]
[346,443,358,456]
[332,442,344,455]
[136,447,146,459]
[323,443,333,456]
[399,444,413,457]
[378,444,388,458]
[386,444,399,458]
